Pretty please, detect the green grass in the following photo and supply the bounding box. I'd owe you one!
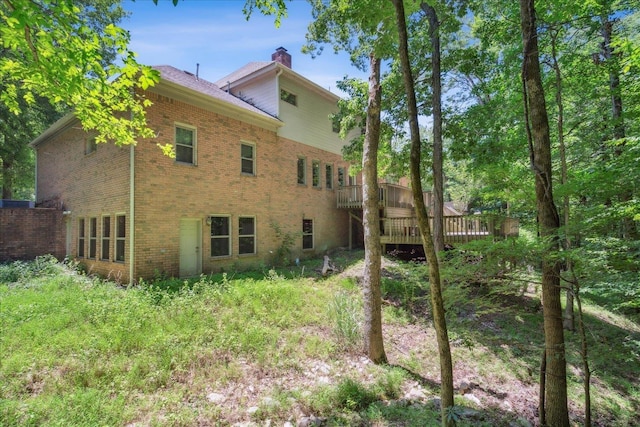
[1,248,639,426]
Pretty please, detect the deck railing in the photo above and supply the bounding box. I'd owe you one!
[337,185,431,210]
[380,215,519,245]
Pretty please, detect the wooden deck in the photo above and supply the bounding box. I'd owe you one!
[380,216,519,246]
[337,184,431,211]
[337,185,519,246]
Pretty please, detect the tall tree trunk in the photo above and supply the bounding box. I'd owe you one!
[362,54,387,365]
[519,1,569,426]
[421,2,444,253]
[391,1,454,425]
[550,29,574,332]
[601,15,637,239]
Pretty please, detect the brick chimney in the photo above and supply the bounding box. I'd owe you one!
[272,47,291,69]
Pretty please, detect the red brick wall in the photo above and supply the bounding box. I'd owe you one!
[34,90,353,281]
[35,119,130,281]
[0,208,65,261]
[132,91,351,279]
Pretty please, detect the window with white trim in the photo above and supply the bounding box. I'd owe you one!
[297,157,306,185]
[325,164,333,189]
[338,167,345,187]
[302,219,313,250]
[210,216,231,257]
[101,216,111,261]
[115,215,125,262]
[175,125,196,164]
[78,218,85,258]
[89,217,97,259]
[312,160,320,188]
[241,143,255,175]
[238,216,256,255]
[280,89,297,106]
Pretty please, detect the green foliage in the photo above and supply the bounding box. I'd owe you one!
[0,0,159,146]
[1,253,639,425]
[0,254,63,284]
[335,378,378,411]
[269,221,299,267]
[573,238,640,318]
[328,290,362,349]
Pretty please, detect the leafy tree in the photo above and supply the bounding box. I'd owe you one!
[0,91,60,199]
[0,0,159,146]
[0,0,149,198]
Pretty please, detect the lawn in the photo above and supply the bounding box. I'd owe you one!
[1,251,638,426]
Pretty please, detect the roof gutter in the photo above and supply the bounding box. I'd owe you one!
[30,113,77,148]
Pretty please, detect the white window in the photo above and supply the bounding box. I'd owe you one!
[175,125,196,164]
[302,219,313,250]
[89,217,97,259]
[210,216,231,257]
[241,143,255,175]
[280,89,297,106]
[325,164,333,190]
[338,167,345,187]
[78,218,85,258]
[297,157,306,185]
[101,216,111,261]
[238,216,256,255]
[115,215,125,262]
[312,160,321,188]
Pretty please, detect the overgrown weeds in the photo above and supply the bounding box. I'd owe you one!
[1,246,638,426]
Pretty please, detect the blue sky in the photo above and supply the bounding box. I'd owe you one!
[122,0,367,94]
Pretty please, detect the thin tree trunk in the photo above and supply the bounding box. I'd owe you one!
[550,29,574,332]
[519,1,569,425]
[362,54,387,365]
[421,2,444,253]
[539,348,546,426]
[391,1,454,425]
[572,270,592,427]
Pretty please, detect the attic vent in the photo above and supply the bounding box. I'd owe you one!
[183,70,195,76]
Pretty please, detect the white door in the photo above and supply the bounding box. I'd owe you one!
[179,219,201,277]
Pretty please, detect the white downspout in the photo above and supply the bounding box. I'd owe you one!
[275,67,283,120]
[34,150,38,201]
[129,143,135,285]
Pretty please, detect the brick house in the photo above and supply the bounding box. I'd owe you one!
[31,48,354,283]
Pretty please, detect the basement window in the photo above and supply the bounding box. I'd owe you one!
[280,89,297,106]
[302,219,313,250]
[115,215,125,262]
[210,216,231,257]
[101,216,111,261]
[78,218,85,258]
[89,217,97,259]
[238,216,256,255]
